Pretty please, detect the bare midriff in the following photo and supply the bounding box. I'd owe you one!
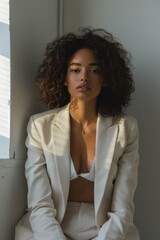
[68,177,94,203]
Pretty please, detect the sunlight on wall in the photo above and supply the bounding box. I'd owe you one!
[0,0,9,25]
[0,0,10,158]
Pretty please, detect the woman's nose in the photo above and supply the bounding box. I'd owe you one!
[80,77,88,82]
[80,71,88,82]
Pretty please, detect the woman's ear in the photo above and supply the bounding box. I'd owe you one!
[64,80,67,86]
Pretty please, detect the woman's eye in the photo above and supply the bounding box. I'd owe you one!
[89,69,101,74]
[70,69,80,73]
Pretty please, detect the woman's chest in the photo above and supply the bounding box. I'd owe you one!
[70,127,96,173]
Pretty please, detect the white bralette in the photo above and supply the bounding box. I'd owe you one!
[70,157,95,182]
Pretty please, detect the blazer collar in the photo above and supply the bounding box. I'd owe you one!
[54,104,115,131]
[53,104,70,131]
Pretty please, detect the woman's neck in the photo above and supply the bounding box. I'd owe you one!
[69,100,97,127]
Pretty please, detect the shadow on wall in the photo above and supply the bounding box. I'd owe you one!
[129,68,160,239]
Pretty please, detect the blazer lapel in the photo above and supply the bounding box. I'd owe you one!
[52,105,70,220]
[94,114,118,224]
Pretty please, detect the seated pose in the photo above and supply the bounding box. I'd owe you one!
[15,28,139,240]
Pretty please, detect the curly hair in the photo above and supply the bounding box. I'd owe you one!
[36,28,135,117]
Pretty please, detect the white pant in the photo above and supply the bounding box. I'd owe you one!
[61,202,98,240]
[15,202,98,240]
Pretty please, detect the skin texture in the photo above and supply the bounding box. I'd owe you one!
[65,48,104,103]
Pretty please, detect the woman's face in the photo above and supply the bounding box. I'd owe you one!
[65,48,104,103]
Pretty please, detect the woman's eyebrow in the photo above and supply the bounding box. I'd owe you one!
[68,63,81,67]
[68,63,101,67]
[90,63,101,66]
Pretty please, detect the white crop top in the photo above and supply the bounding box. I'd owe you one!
[70,158,95,182]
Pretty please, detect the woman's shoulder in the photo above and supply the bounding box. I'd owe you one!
[29,104,69,124]
[117,114,138,135]
[119,114,137,124]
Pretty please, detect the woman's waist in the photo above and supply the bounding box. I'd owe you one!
[68,176,94,203]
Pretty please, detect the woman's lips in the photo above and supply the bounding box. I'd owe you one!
[76,84,91,92]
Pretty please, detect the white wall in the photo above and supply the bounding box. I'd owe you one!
[0,1,58,239]
[63,1,160,239]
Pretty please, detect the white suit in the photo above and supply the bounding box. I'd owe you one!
[15,104,139,240]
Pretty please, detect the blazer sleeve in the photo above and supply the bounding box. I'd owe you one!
[97,118,139,240]
[25,116,67,240]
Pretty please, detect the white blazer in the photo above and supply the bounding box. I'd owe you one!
[16,104,139,240]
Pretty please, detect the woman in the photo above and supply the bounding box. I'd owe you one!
[15,28,139,240]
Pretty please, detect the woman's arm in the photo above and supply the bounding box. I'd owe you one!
[25,116,66,240]
[97,118,139,240]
